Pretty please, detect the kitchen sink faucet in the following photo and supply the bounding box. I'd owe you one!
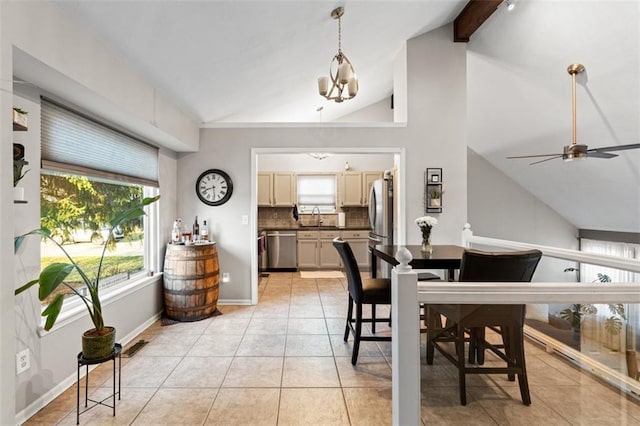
[311,206,323,227]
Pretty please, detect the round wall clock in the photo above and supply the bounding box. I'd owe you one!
[196,169,233,206]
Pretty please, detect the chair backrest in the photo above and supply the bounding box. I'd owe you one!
[459,249,542,283]
[332,237,364,302]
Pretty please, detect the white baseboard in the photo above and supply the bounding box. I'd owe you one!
[15,312,162,425]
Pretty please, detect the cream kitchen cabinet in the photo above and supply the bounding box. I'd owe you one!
[340,171,383,207]
[273,173,296,207]
[297,230,319,268]
[362,171,383,206]
[340,172,363,206]
[340,229,369,269]
[257,173,273,206]
[297,229,340,269]
[258,172,296,207]
[319,230,341,268]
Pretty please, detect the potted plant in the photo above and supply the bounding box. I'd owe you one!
[559,273,626,337]
[429,189,443,207]
[13,158,29,200]
[14,195,160,359]
[13,107,28,130]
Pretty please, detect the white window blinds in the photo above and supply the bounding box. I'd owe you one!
[41,98,159,187]
[297,174,336,212]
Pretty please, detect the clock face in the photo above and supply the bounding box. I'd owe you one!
[196,169,233,206]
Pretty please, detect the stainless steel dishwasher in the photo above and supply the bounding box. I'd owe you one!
[266,230,298,270]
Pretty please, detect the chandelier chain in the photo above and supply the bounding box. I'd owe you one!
[338,15,342,54]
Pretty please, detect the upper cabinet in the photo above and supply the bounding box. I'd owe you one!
[340,171,383,207]
[340,172,363,206]
[362,171,383,206]
[259,172,296,207]
[257,173,273,206]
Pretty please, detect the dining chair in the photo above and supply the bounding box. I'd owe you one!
[425,248,542,406]
[333,237,392,365]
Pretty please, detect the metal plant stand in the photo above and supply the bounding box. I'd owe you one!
[76,343,122,424]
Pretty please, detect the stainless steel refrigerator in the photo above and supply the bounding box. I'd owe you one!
[368,174,394,278]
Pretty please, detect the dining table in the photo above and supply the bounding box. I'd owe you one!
[369,244,466,280]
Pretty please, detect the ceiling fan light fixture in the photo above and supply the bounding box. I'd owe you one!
[317,7,358,103]
[505,0,515,11]
[562,144,588,162]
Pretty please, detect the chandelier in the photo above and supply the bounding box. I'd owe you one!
[317,7,358,103]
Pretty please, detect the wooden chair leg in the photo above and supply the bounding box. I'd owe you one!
[474,327,486,365]
[344,296,353,342]
[502,326,515,381]
[513,326,531,405]
[371,303,377,334]
[426,307,437,365]
[457,322,467,406]
[352,303,363,365]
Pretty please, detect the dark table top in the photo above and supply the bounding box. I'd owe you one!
[370,244,465,270]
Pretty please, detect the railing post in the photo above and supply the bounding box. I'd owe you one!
[461,222,472,248]
[391,248,420,425]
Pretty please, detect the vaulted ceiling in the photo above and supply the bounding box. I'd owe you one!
[50,1,639,233]
[53,0,467,124]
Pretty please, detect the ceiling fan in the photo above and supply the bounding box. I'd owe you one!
[507,63,640,165]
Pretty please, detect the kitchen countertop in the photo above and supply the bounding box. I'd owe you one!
[260,226,370,231]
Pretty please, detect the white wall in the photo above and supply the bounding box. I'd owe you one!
[177,25,468,303]
[1,2,184,419]
[258,153,394,173]
[0,2,16,423]
[467,148,578,282]
[335,97,393,123]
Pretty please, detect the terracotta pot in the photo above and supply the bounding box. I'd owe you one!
[82,326,116,360]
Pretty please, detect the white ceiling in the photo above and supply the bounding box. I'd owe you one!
[49,1,640,233]
[466,0,639,233]
[53,0,467,124]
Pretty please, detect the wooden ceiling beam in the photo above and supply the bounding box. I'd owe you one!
[454,0,503,43]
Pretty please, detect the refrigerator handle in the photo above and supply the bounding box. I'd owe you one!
[368,235,382,244]
[368,184,376,229]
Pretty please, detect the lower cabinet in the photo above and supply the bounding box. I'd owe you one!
[297,231,319,268]
[319,231,341,268]
[341,230,369,270]
[297,229,368,270]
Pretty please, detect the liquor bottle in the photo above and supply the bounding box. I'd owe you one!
[171,220,180,243]
[200,220,209,242]
[193,216,200,241]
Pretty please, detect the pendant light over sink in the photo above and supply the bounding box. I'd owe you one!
[317,7,358,103]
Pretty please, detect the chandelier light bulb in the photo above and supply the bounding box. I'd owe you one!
[318,77,329,96]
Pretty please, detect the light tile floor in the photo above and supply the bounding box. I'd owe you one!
[25,272,640,425]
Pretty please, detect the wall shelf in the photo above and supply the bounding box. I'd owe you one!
[425,168,443,213]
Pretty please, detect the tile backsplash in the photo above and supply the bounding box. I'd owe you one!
[258,207,370,229]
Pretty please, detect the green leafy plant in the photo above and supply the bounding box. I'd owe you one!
[14,195,160,332]
[559,273,626,335]
[13,158,29,187]
[429,189,443,199]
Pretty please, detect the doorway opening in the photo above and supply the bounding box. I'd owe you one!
[250,147,406,304]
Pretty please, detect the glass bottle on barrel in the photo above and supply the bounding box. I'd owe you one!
[193,216,200,242]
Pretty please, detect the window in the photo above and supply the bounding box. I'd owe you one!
[297,174,336,213]
[40,172,155,304]
[39,97,159,306]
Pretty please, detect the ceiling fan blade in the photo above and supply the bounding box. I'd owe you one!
[588,143,640,153]
[507,153,563,159]
[529,155,563,165]
[587,152,618,159]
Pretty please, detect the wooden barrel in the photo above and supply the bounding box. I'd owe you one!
[163,243,220,321]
